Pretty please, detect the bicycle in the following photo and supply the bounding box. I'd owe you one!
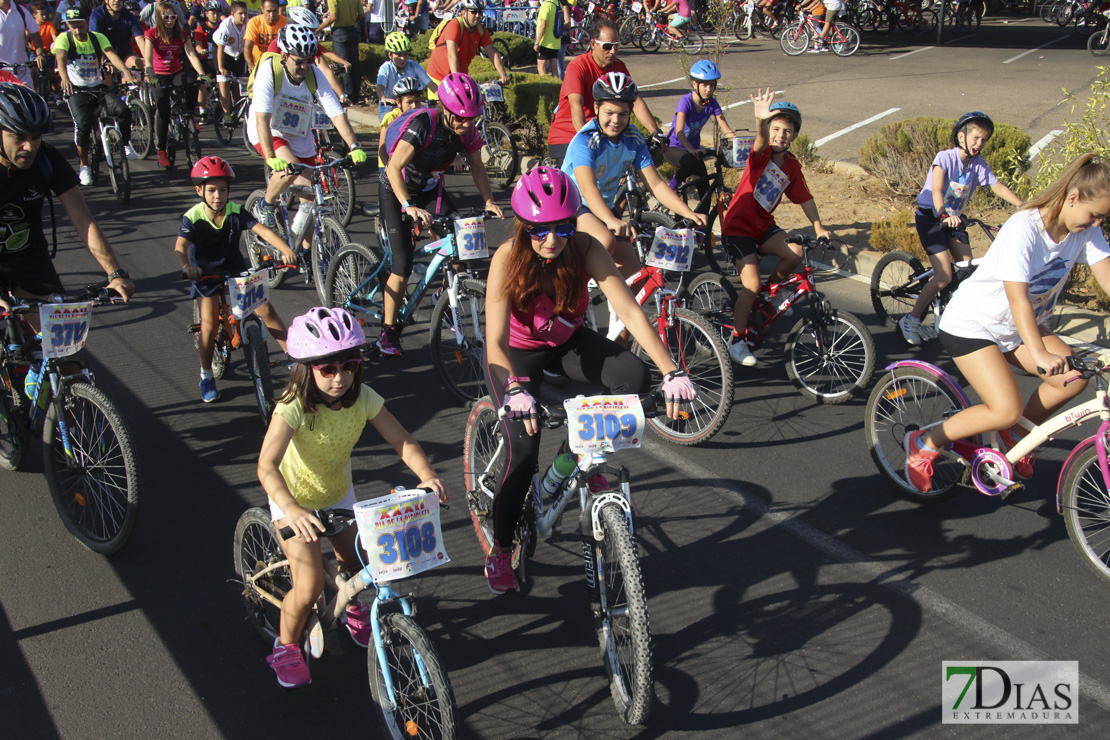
[633,12,705,53]
[882,0,939,33]
[233,504,458,737]
[463,392,661,725]
[1087,10,1110,53]
[474,82,519,191]
[155,77,203,170]
[683,233,876,403]
[68,85,132,205]
[0,285,140,554]
[309,108,358,227]
[780,12,861,55]
[864,354,1110,586]
[324,208,490,406]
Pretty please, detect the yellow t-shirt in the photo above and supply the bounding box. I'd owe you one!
[275,384,385,509]
[377,106,402,167]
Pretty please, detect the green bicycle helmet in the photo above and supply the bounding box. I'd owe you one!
[385,32,412,54]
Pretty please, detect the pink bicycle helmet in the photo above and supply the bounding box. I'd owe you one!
[287,307,366,362]
[511,166,581,224]
[438,73,483,119]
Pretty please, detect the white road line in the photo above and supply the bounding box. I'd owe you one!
[723,89,787,111]
[1002,35,1068,64]
[889,45,934,61]
[642,439,1110,715]
[639,76,686,89]
[815,107,901,147]
[1029,129,1064,160]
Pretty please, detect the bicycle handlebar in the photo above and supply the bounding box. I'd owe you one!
[498,391,664,425]
[1,285,125,317]
[183,257,299,285]
[276,491,444,540]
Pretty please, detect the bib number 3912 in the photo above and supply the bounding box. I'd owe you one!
[454,216,488,260]
[40,302,93,359]
[229,272,269,319]
[564,394,645,455]
[645,226,695,272]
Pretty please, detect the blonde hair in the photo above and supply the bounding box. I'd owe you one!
[1024,152,1110,227]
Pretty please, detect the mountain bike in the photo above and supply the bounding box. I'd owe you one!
[233,504,458,737]
[157,78,203,170]
[212,76,251,150]
[864,355,1110,586]
[464,392,661,725]
[780,12,861,55]
[0,286,140,554]
[75,86,131,205]
[683,233,876,403]
[324,208,491,405]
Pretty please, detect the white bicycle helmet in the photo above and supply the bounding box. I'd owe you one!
[278,24,319,57]
[286,6,320,29]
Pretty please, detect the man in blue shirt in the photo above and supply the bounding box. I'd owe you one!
[89,0,145,69]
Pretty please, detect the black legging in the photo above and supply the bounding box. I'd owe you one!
[67,86,132,149]
[151,71,198,150]
[486,327,651,547]
[378,181,456,279]
[664,146,710,201]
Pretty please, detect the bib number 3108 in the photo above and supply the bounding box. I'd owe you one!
[564,394,645,455]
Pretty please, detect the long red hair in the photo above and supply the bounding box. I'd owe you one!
[501,220,583,315]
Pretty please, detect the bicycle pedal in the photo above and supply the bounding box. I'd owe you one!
[187,323,200,334]
[999,483,1022,501]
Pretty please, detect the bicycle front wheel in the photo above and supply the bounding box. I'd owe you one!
[830,22,861,55]
[682,271,737,345]
[785,309,875,404]
[105,127,130,205]
[870,250,925,328]
[464,397,505,557]
[594,504,653,725]
[678,31,704,53]
[1090,28,1110,55]
[244,189,289,289]
[318,152,357,227]
[324,241,384,315]
[640,27,663,52]
[780,21,810,54]
[245,322,274,426]
[128,98,153,159]
[233,507,288,641]
[311,216,351,304]
[619,16,640,43]
[368,612,459,740]
[631,306,733,445]
[186,119,202,167]
[481,122,519,190]
[1060,443,1110,586]
[43,381,140,554]
[430,278,487,406]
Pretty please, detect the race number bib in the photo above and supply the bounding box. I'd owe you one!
[228,271,269,319]
[312,107,331,131]
[632,1,643,12]
[753,160,789,212]
[564,395,645,455]
[454,216,488,260]
[727,135,755,168]
[645,227,695,272]
[71,57,102,86]
[40,302,92,359]
[480,82,504,103]
[354,488,450,583]
[274,94,311,139]
[943,176,972,217]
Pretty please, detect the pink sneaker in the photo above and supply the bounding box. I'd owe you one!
[266,641,311,689]
[999,428,1035,480]
[484,541,518,594]
[344,601,373,648]
[156,149,170,168]
[377,325,403,356]
[905,430,939,493]
[588,474,610,493]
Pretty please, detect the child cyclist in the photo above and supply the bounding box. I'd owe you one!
[905,153,1110,493]
[257,306,449,688]
[719,89,831,367]
[664,59,736,199]
[174,156,296,403]
[899,111,1024,346]
[376,77,425,167]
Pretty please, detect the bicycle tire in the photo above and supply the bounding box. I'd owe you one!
[780,21,810,54]
[1060,443,1110,586]
[0,388,28,470]
[785,308,875,404]
[858,7,882,31]
[480,121,519,190]
[630,307,733,445]
[830,22,861,55]
[594,504,653,726]
[619,16,640,43]
[870,250,925,328]
[166,122,178,170]
[318,150,357,227]
[245,322,274,426]
[430,278,488,406]
[43,381,140,554]
[186,119,202,167]
[233,507,289,642]
[367,612,459,740]
[191,300,230,377]
[311,215,351,304]
[127,98,153,160]
[89,135,101,185]
[214,112,234,145]
[1090,27,1110,54]
[1057,3,1075,25]
[243,190,290,289]
[682,271,738,345]
[241,118,254,155]
[105,127,130,205]
[1041,0,1057,22]
[736,13,756,39]
[324,241,384,321]
[570,25,589,54]
[864,366,964,503]
[679,31,704,53]
[640,27,663,52]
[1077,9,1105,35]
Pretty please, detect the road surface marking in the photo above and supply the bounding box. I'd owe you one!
[815,108,901,147]
[890,45,934,61]
[1002,35,1068,64]
[723,89,787,111]
[639,76,686,89]
[1029,129,1064,159]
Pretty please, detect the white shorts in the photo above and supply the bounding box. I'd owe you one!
[824,0,843,9]
[269,486,357,523]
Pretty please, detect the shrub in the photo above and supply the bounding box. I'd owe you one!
[870,207,925,261]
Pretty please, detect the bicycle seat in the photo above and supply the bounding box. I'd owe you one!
[361,203,380,219]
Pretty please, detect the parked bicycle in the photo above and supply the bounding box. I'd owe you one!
[0,286,140,554]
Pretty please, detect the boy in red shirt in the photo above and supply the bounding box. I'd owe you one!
[719,89,832,367]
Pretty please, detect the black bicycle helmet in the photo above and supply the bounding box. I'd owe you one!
[124,0,141,12]
[592,71,638,104]
[951,111,994,147]
[0,83,53,136]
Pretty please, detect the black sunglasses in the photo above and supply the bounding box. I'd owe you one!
[529,222,576,240]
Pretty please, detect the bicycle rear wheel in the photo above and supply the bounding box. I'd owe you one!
[318,151,357,227]
[233,507,289,641]
[430,278,487,406]
[481,122,519,190]
[245,322,274,426]
[1060,443,1110,586]
[368,612,459,740]
[682,271,737,345]
[869,250,925,328]
[127,98,153,160]
[105,127,130,205]
[311,216,351,304]
[594,504,653,725]
[785,308,875,404]
[830,22,861,55]
[864,366,964,503]
[43,381,140,554]
[678,31,704,53]
[781,21,810,54]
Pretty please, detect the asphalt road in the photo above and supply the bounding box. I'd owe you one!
[4,17,1110,739]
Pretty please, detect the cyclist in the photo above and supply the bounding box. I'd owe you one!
[260,12,351,106]
[561,71,707,282]
[899,112,1024,346]
[174,156,294,402]
[53,8,139,185]
[813,0,842,52]
[214,0,248,124]
[0,0,47,88]
[425,0,509,91]
[31,3,59,94]
[375,31,434,122]
[718,89,831,367]
[376,76,424,167]
[257,306,448,688]
[0,83,135,317]
[88,0,146,69]
[143,1,210,169]
[480,166,695,594]
[905,153,1110,493]
[247,25,367,231]
[376,72,502,357]
[664,59,736,200]
[798,0,827,52]
[193,1,223,117]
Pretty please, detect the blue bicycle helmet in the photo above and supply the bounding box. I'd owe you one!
[689,60,722,82]
[951,111,994,147]
[768,101,802,132]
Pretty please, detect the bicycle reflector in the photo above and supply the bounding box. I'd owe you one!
[885,388,908,401]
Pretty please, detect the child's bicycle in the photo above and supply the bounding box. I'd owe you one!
[0,285,141,554]
[683,233,876,403]
[211,76,252,152]
[185,259,295,426]
[463,392,664,725]
[633,12,705,53]
[779,12,861,55]
[324,207,491,405]
[864,355,1110,586]
[232,504,458,737]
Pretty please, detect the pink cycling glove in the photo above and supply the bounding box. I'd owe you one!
[502,387,537,419]
[661,370,697,403]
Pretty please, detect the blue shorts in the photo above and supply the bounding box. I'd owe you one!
[914,207,970,257]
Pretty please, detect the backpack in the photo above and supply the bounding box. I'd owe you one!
[427,16,455,51]
[543,0,564,39]
[63,30,105,61]
[247,53,318,98]
[382,107,439,161]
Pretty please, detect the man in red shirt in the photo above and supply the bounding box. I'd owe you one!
[426,0,509,87]
[545,20,663,166]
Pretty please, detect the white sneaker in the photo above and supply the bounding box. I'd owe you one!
[124,144,138,160]
[78,165,92,186]
[729,340,758,367]
[899,314,923,346]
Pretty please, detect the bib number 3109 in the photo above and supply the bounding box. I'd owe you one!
[564,394,645,455]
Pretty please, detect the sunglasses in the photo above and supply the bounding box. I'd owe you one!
[288,56,313,67]
[529,222,576,240]
[162,13,177,20]
[311,358,362,378]
[596,41,619,51]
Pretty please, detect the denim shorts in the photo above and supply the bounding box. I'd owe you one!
[915,207,970,256]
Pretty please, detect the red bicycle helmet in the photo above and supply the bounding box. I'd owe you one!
[190,155,235,185]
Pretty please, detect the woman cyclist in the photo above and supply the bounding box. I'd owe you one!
[143,0,209,169]
[376,71,503,357]
[664,59,736,200]
[481,166,696,594]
